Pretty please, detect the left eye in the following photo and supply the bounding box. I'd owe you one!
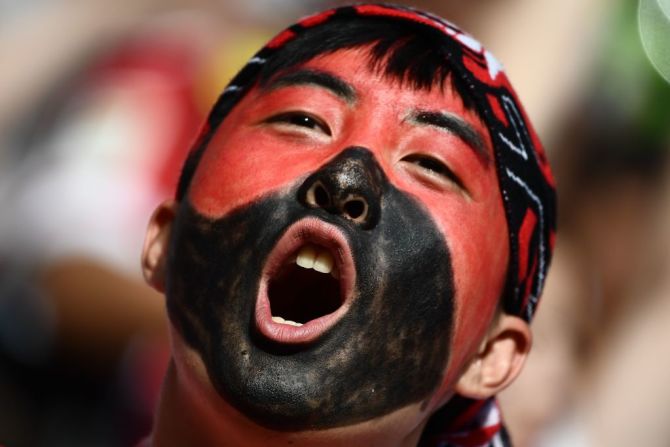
[401,154,466,190]
[266,112,331,136]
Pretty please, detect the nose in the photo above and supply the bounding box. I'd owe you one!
[297,147,385,229]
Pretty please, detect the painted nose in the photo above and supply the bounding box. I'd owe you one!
[298,147,384,229]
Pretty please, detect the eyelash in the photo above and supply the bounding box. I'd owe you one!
[401,154,466,191]
[264,113,465,192]
[266,111,332,136]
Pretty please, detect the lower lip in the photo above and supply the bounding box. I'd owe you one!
[254,218,355,345]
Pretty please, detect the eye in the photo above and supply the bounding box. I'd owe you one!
[266,112,331,136]
[401,154,466,191]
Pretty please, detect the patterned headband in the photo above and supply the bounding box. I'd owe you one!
[179,3,557,323]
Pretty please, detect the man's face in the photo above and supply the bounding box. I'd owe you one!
[165,48,508,429]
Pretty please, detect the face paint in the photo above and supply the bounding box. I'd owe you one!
[187,48,510,386]
[160,5,557,445]
[167,147,455,429]
[162,45,514,435]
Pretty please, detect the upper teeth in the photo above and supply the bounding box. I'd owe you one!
[296,244,338,277]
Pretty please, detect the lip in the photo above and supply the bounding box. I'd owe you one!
[255,218,356,345]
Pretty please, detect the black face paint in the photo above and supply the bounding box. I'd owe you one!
[166,148,455,430]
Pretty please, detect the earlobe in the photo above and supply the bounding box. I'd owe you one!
[142,200,177,293]
[455,314,532,399]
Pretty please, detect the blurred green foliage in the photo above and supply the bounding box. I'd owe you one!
[599,0,670,143]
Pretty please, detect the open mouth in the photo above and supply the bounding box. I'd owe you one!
[255,218,356,345]
[268,243,342,325]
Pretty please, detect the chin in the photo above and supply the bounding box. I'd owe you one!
[168,335,432,447]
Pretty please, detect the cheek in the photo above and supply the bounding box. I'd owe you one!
[403,178,508,378]
[447,201,508,363]
[188,129,328,218]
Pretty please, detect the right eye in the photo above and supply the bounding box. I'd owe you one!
[400,153,468,193]
[266,112,331,136]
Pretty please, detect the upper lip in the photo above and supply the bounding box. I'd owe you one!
[254,217,356,345]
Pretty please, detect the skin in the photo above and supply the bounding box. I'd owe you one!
[143,48,530,446]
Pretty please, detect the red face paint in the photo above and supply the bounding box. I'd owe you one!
[188,47,508,406]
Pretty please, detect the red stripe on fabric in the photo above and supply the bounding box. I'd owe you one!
[517,208,537,282]
[446,423,502,446]
[354,4,441,30]
[549,230,556,252]
[462,54,509,88]
[267,29,296,49]
[487,93,508,127]
[299,10,336,28]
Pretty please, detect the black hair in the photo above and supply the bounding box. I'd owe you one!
[176,13,478,200]
[258,16,476,102]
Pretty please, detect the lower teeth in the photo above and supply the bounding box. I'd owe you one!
[271,316,303,327]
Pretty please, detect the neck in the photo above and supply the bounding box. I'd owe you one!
[151,360,429,447]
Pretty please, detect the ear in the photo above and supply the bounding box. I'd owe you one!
[142,200,177,293]
[454,314,531,399]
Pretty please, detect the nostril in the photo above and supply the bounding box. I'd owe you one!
[314,183,330,208]
[297,149,383,228]
[306,181,332,209]
[343,199,367,221]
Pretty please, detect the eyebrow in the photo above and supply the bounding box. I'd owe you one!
[264,69,357,104]
[410,110,490,163]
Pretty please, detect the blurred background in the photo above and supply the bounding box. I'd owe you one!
[0,0,668,446]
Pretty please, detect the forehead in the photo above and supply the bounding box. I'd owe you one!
[265,46,489,143]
